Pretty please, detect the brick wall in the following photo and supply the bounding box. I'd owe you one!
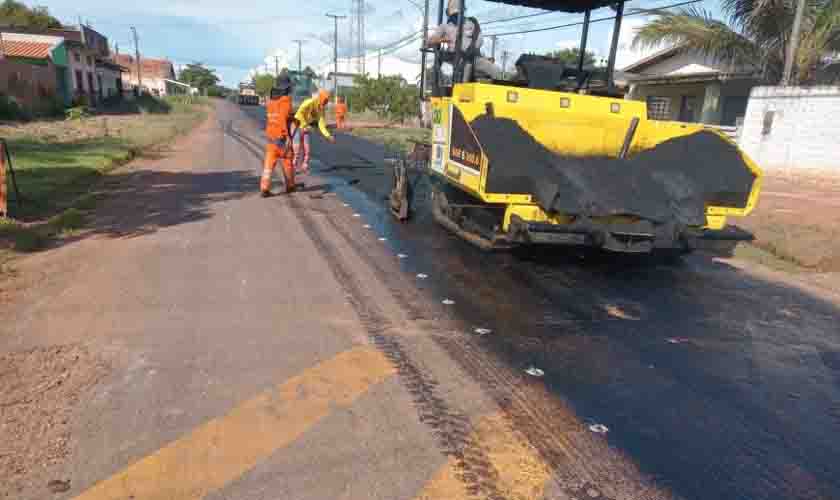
[0,58,59,113]
[739,86,840,170]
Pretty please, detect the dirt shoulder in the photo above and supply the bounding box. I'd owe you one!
[735,168,840,273]
[0,104,218,499]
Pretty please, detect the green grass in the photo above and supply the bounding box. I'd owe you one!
[347,126,429,155]
[5,98,208,221]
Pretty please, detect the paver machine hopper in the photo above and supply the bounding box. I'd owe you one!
[393,0,762,254]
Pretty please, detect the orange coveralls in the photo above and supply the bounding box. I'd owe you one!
[262,95,295,194]
[335,101,348,129]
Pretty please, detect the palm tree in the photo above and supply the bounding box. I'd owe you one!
[632,0,840,84]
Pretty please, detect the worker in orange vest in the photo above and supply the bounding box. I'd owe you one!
[292,89,335,174]
[335,96,348,130]
[261,75,295,196]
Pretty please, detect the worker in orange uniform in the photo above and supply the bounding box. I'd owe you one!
[261,74,295,196]
[334,96,348,130]
[292,89,336,174]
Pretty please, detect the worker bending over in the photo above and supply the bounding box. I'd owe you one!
[292,89,336,174]
[335,96,348,130]
[261,75,295,197]
[425,0,502,82]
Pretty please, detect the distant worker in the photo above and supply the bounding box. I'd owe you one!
[261,74,295,196]
[335,96,348,130]
[292,89,336,174]
[424,0,502,82]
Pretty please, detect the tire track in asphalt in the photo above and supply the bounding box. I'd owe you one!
[223,116,648,499]
[223,120,508,500]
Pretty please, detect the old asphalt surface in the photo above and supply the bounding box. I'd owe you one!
[2,99,839,500]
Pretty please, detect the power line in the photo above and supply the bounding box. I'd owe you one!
[484,0,703,37]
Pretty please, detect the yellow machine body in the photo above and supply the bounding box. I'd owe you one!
[428,83,762,237]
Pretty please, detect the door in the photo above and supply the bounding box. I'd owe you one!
[722,96,748,126]
[56,67,70,106]
[679,95,698,122]
[87,72,95,104]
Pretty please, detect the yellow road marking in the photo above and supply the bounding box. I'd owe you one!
[415,413,553,500]
[74,346,395,500]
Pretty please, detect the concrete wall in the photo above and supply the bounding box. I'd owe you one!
[739,86,840,170]
[67,45,98,102]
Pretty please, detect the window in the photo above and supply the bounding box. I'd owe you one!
[87,56,93,66]
[74,52,81,63]
[646,96,671,121]
[75,70,84,91]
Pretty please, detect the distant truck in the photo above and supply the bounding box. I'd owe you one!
[238,83,259,106]
[287,70,318,109]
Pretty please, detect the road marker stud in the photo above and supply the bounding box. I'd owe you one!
[588,424,609,434]
[474,328,492,336]
[416,273,428,279]
[525,366,544,377]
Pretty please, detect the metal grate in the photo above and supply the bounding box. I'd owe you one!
[646,96,671,121]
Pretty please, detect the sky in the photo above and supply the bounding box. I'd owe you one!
[46,0,725,86]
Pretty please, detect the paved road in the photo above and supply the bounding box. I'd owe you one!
[2,100,839,500]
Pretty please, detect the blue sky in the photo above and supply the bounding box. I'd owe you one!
[47,0,725,85]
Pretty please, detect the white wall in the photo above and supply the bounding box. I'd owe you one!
[67,46,97,96]
[739,86,840,170]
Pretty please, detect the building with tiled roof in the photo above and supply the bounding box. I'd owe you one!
[112,53,182,96]
[0,33,68,113]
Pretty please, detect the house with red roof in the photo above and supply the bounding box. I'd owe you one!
[0,32,68,113]
[113,54,188,97]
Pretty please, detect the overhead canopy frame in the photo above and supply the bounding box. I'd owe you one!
[427,0,626,96]
[480,0,617,13]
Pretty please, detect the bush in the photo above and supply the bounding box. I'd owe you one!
[65,106,91,120]
[0,93,29,121]
[134,94,172,114]
[345,75,420,123]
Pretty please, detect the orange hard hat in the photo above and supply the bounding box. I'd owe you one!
[318,89,331,106]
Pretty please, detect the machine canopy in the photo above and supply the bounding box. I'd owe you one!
[480,0,619,13]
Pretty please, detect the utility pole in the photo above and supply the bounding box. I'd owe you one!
[378,49,382,79]
[783,0,807,85]
[274,56,280,76]
[489,35,497,61]
[130,26,142,92]
[501,50,509,79]
[326,14,346,101]
[292,40,305,73]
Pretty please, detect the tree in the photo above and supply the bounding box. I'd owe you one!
[0,0,62,29]
[253,73,275,98]
[346,74,418,122]
[632,1,840,85]
[178,63,220,91]
[546,47,597,67]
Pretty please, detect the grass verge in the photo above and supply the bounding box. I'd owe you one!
[346,126,429,155]
[0,96,210,257]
